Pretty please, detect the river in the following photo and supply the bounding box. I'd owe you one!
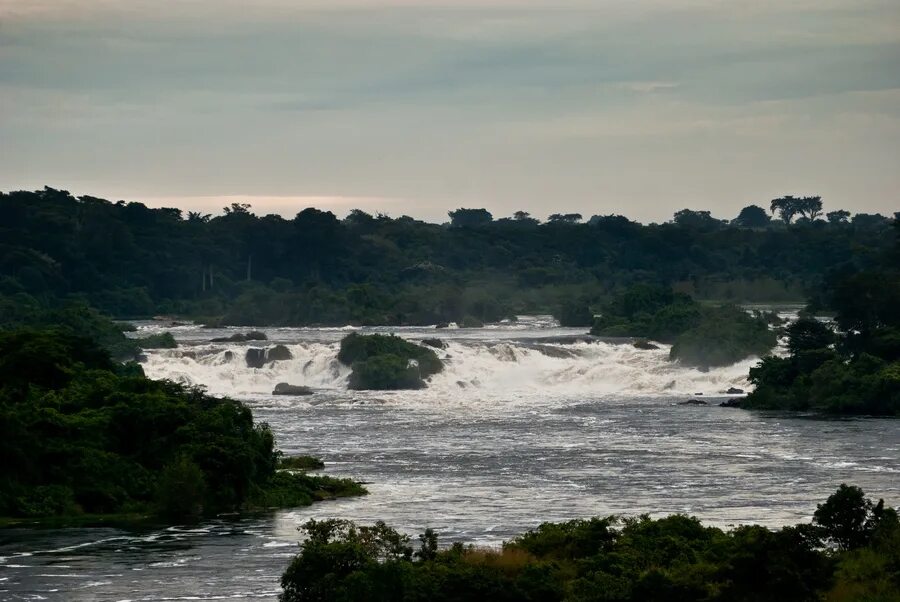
[2,317,898,601]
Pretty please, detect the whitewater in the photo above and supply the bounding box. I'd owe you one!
[3,316,898,601]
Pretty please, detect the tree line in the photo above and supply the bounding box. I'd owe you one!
[1,187,895,326]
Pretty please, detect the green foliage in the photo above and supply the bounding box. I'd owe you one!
[1,188,893,328]
[134,332,177,349]
[279,455,325,470]
[249,472,366,509]
[338,333,443,390]
[156,456,206,520]
[745,231,900,415]
[348,354,425,390]
[591,286,777,367]
[281,486,894,602]
[556,299,594,327]
[0,328,364,521]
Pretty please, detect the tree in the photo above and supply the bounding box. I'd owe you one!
[771,196,800,224]
[786,319,834,356]
[797,196,823,221]
[827,210,850,224]
[548,213,582,224]
[448,208,493,228]
[813,484,887,550]
[673,209,721,228]
[223,202,252,215]
[733,205,771,228]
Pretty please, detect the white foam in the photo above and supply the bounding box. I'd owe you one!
[142,337,754,402]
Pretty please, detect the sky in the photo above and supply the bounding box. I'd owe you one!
[1,0,898,223]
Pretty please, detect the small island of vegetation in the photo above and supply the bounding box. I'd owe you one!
[338,333,444,390]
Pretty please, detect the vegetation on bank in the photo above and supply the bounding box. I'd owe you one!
[589,285,777,368]
[281,485,900,602]
[0,327,365,523]
[338,333,443,390]
[1,188,895,328]
[279,455,326,471]
[741,223,900,415]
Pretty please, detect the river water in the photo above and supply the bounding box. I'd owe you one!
[3,317,898,601]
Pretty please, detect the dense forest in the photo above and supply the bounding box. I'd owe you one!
[0,328,364,523]
[1,187,895,326]
[280,484,900,602]
[740,230,900,415]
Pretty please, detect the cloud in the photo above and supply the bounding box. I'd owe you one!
[1,0,899,222]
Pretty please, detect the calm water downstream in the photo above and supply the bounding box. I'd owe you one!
[3,318,898,601]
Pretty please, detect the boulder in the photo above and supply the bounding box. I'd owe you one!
[421,338,446,349]
[719,398,745,408]
[273,383,314,396]
[725,387,745,395]
[212,331,269,343]
[223,350,234,362]
[435,322,450,329]
[679,399,708,406]
[633,338,659,350]
[246,348,267,368]
[266,344,293,362]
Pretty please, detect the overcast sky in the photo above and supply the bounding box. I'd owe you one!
[1,0,898,223]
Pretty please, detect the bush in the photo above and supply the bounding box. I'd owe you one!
[349,354,425,390]
[281,486,890,602]
[338,333,443,390]
[279,455,325,470]
[134,332,177,349]
[592,287,776,367]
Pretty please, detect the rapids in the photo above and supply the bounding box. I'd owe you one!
[3,315,898,601]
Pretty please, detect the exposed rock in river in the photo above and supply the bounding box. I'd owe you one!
[679,399,708,406]
[272,383,314,396]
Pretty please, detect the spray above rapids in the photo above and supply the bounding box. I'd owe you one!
[140,329,755,400]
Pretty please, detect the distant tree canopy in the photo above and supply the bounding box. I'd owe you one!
[744,222,900,415]
[448,208,493,228]
[0,187,894,326]
[672,209,722,229]
[548,213,583,224]
[733,205,770,228]
[770,195,824,223]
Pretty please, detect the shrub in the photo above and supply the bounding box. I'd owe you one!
[338,333,443,390]
[134,332,177,349]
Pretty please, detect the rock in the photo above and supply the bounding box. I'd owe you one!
[211,331,269,343]
[421,338,446,349]
[679,399,708,406]
[435,322,450,329]
[693,392,704,396]
[266,344,293,362]
[633,338,659,350]
[246,348,267,368]
[460,316,484,328]
[272,382,314,396]
[223,350,234,362]
[532,344,577,359]
[720,398,745,408]
[726,387,745,395]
